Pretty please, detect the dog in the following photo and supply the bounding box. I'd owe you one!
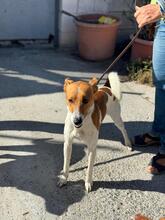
[57,72,132,192]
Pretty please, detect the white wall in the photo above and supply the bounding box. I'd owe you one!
[0,0,55,40]
[60,0,135,47]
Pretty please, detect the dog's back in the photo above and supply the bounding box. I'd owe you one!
[93,72,121,128]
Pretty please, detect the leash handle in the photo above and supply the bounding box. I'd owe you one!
[97,28,142,85]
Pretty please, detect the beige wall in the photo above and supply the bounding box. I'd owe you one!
[60,0,135,47]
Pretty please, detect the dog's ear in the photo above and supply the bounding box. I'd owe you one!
[89,77,98,93]
[64,78,74,92]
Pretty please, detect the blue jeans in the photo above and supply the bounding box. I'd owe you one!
[152,20,165,154]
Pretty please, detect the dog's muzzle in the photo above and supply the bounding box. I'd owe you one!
[73,116,83,128]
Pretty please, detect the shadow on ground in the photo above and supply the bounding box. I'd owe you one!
[0,120,164,215]
[0,48,129,99]
[93,177,165,193]
[0,137,86,215]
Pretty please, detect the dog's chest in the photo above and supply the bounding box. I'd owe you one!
[72,119,98,144]
[73,128,85,139]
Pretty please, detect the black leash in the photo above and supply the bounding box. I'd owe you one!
[96,27,142,85]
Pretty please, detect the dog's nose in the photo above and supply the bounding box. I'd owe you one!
[73,117,83,127]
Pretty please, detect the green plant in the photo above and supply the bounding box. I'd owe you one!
[127,59,153,85]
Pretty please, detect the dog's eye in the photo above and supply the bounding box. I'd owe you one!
[68,98,74,103]
[82,98,88,104]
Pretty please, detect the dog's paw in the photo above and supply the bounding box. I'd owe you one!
[57,174,67,188]
[85,181,93,193]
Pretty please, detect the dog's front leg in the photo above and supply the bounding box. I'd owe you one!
[85,146,96,193]
[57,138,73,187]
[57,113,74,187]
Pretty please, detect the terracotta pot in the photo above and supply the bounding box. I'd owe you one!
[76,14,121,61]
[130,35,153,60]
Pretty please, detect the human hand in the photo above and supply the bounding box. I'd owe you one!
[134,4,162,28]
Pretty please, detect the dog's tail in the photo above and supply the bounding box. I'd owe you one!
[108,72,121,101]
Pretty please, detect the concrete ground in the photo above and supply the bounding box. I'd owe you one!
[0,47,164,220]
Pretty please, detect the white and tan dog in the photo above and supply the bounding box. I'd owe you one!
[58,72,132,192]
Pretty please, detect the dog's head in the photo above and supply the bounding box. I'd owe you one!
[64,77,98,128]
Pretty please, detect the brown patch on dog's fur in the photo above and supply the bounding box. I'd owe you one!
[91,103,100,130]
[64,79,74,92]
[64,80,94,117]
[89,77,98,93]
[100,87,116,101]
[94,90,108,123]
[64,78,111,130]
[99,87,112,96]
[104,78,111,87]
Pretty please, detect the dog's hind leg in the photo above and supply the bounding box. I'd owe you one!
[109,102,132,149]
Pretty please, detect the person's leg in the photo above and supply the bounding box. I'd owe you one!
[152,21,165,155]
[134,90,161,146]
[134,22,165,148]
[147,22,165,174]
[159,134,165,155]
[147,87,165,174]
[152,87,165,136]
